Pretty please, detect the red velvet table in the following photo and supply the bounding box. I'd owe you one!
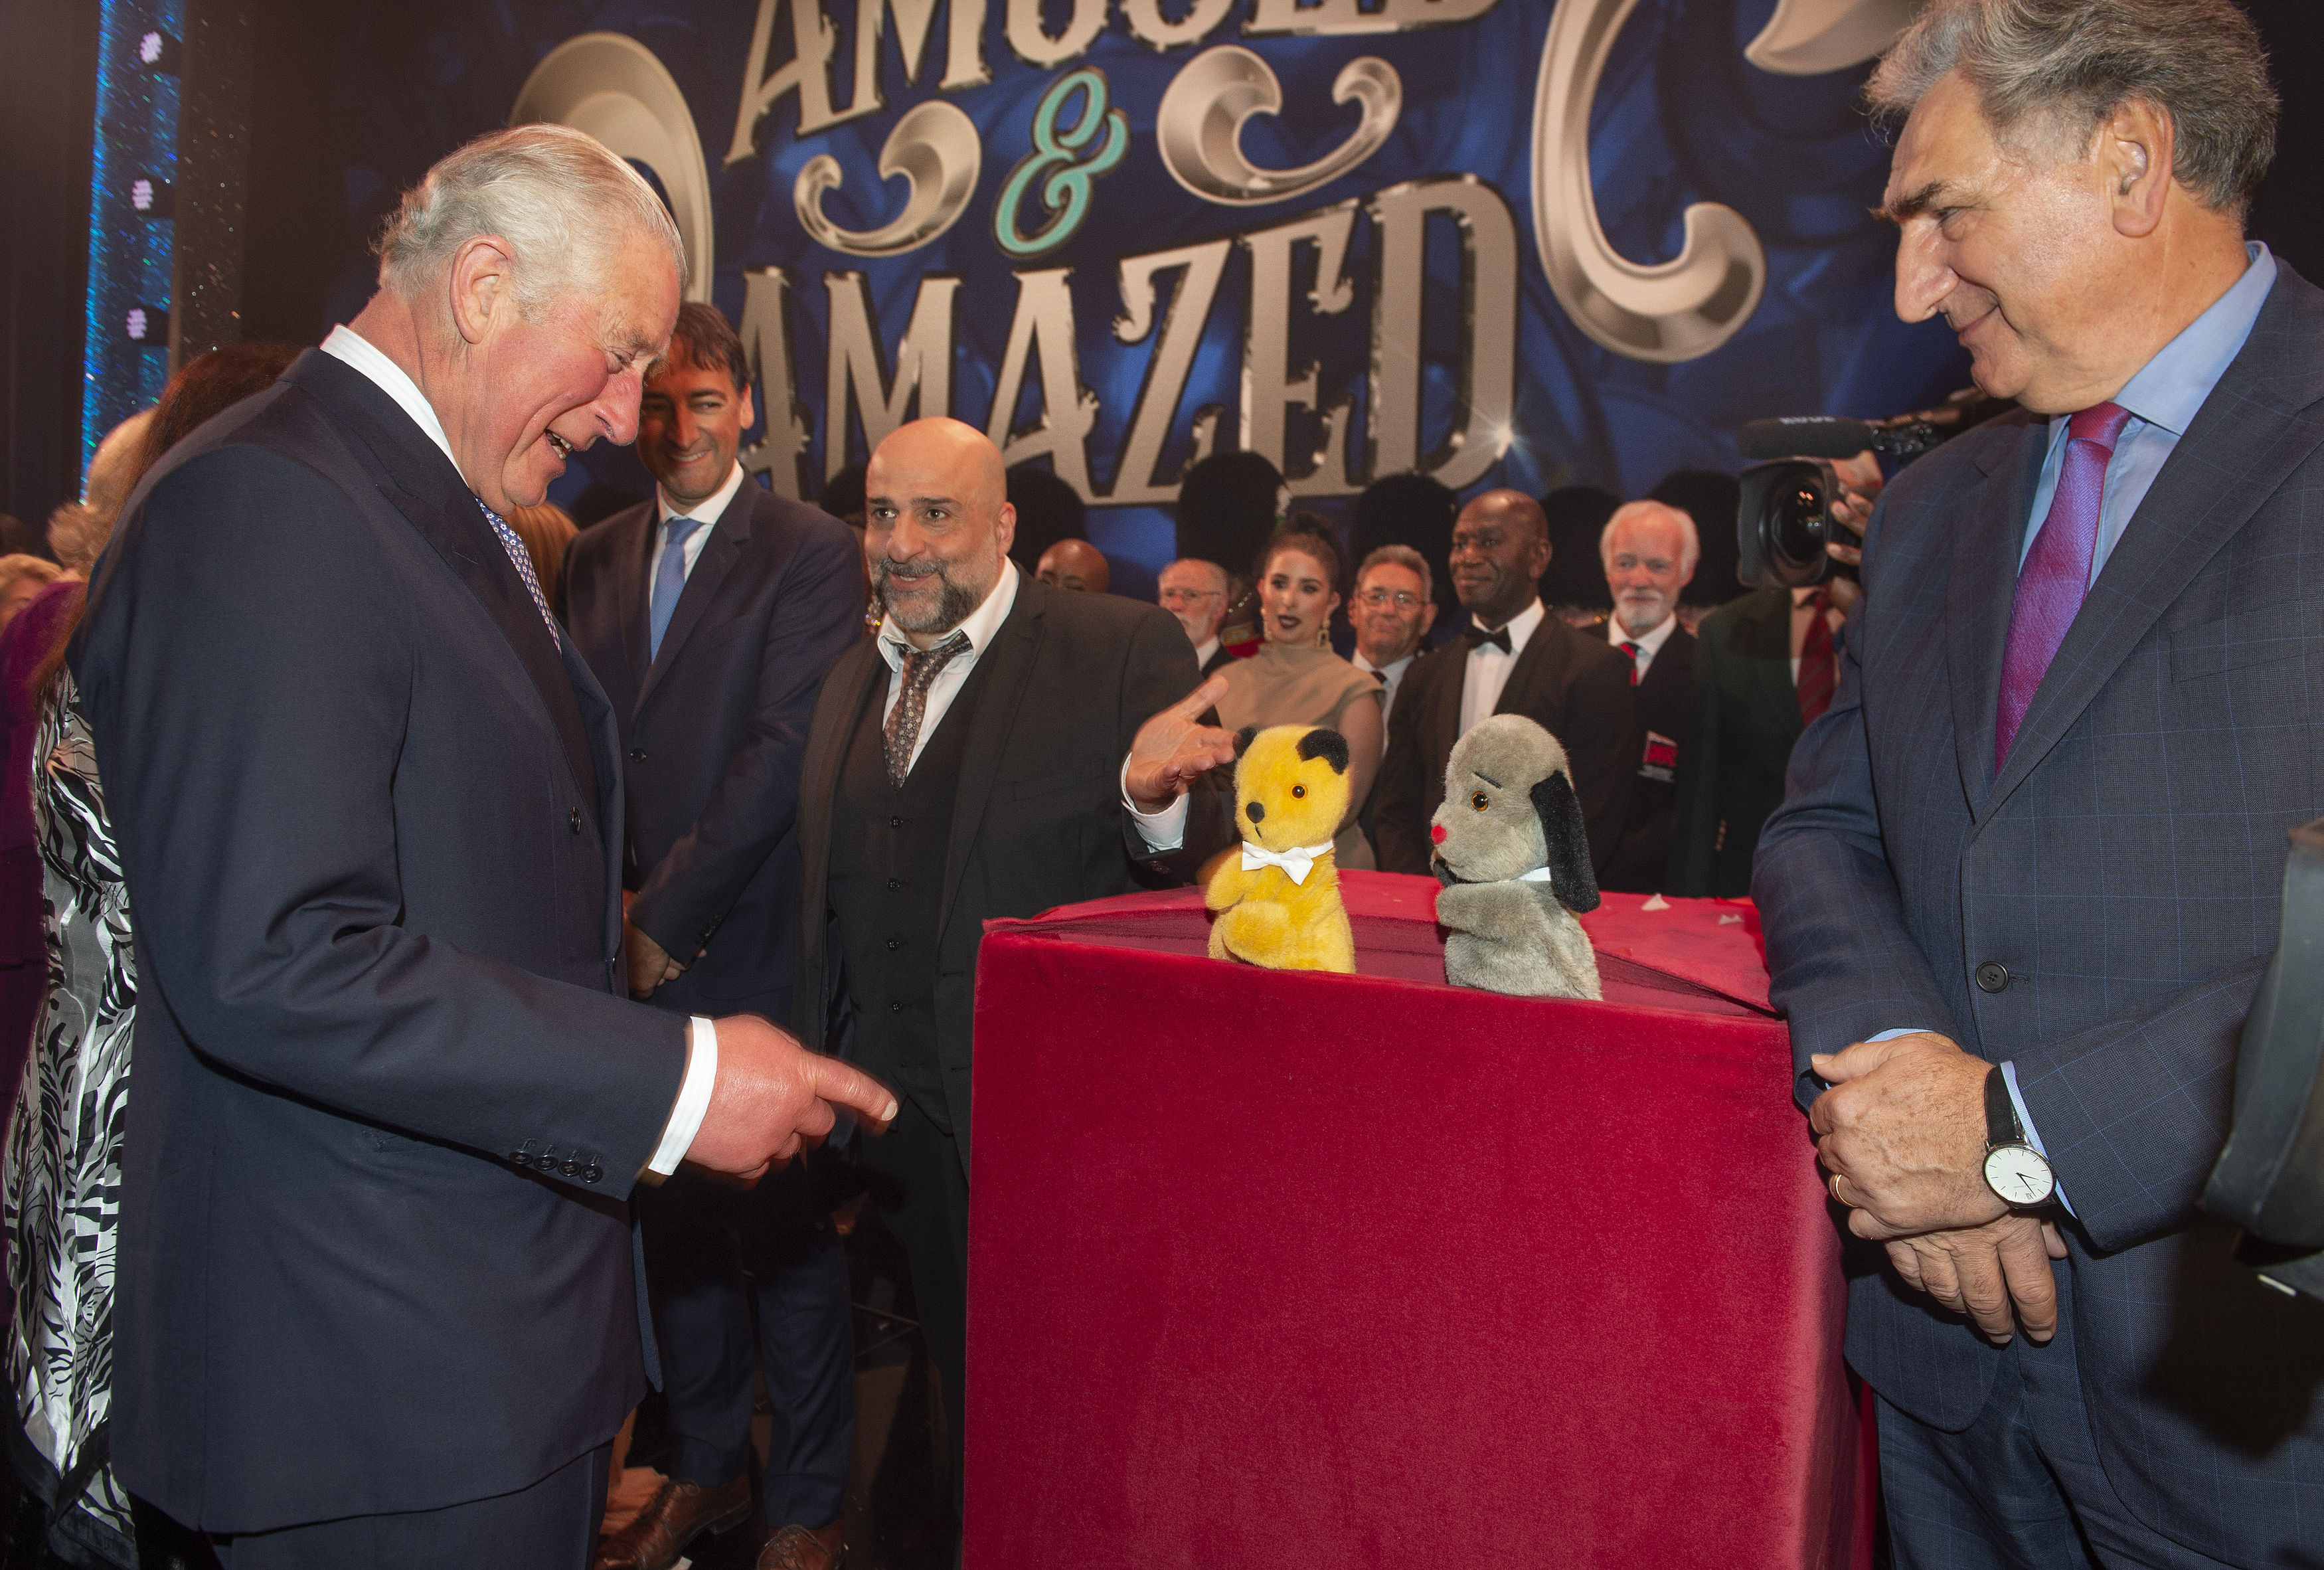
[963,872,1873,1569]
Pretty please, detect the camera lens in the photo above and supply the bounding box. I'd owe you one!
[1736,458,1838,590]
[1772,481,1827,570]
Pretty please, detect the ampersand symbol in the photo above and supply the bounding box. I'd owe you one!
[994,67,1129,260]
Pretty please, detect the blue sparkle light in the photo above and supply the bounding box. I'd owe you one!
[82,0,187,481]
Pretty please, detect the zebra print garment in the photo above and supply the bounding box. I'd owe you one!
[4,670,136,1565]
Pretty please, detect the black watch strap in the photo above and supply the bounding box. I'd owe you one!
[1983,1062,2019,1146]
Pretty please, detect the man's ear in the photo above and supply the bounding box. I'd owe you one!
[993,501,1017,562]
[1418,600,1438,638]
[2104,97,2174,240]
[1529,770,1600,914]
[447,234,519,347]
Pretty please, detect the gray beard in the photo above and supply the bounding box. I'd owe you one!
[874,557,982,634]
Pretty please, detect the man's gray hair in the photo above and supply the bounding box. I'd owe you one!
[1600,500,1701,576]
[1866,0,2277,217]
[375,124,686,317]
[1356,543,1434,607]
[1163,557,1230,595]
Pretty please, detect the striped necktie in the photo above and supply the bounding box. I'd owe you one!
[475,498,560,648]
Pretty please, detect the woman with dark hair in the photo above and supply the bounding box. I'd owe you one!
[1210,523,1385,869]
[3,341,296,1569]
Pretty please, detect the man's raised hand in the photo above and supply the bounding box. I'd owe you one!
[685,1014,896,1183]
[1125,673,1237,812]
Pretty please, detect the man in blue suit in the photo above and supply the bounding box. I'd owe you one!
[73,128,894,1569]
[564,303,865,1570]
[1756,2,2321,1565]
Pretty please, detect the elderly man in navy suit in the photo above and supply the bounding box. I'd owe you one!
[73,128,894,1569]
[1756,1,2322,1565]
[563,302,864,1570]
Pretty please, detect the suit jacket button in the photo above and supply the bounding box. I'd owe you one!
[569,809,582,834]
[629,748,647,763]
[889,1002,903,1013]
[886,877,902,891]
[889,815,904,829]
[583,1164,603,1184]
[1975,962,2010,994]
[886,937,903,951]
[560,1158,580,1178]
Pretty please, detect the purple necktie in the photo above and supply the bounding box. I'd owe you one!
[1994,401,2133,768]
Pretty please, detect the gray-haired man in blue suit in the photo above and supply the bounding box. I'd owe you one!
[1756,2,2321,1566]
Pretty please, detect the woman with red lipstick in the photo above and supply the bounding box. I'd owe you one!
[1212,522,1386,869]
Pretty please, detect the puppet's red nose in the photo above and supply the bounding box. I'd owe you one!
[1431,824,1446,844]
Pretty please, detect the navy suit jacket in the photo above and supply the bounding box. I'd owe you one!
[1668,589,1800,897]
[73,350,685,1532]
[562,481,863,1017]
[1755,264,2324,1564]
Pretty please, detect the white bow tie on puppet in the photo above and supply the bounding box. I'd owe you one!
[1240,839,1337,885]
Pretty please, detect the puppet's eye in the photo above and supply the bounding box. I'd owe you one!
[1291,784,1306,798]
[1471,792,1490,811]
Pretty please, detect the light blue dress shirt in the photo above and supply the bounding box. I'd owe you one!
[1880,242,2279,1211]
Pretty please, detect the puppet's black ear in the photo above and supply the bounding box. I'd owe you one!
[1232,725,1259,760]
[1529,771,1600,913]
[1295,727,1349,774]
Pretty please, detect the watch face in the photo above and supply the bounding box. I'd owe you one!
[1984,1144,2056,1207]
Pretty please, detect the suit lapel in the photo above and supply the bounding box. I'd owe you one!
[936,586,1046,952]
[1493,616,1562,719]
[288,353,601,809]
[802,638,887,922]
[1422,647,1465,788]
[1987,273,2324,813]
[605,506,654,712]
[1946,417,2047,816]
[635,490,754,716]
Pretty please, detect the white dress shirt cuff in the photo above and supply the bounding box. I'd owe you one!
[645,1015,720,1176]
[1121,754,1191,851]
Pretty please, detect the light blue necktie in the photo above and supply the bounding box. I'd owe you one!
[649,516,703,661]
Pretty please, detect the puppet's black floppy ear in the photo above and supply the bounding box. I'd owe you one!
[1529,771,1600,914]
[1232,725,1258,760]
[1295,727,1349,774]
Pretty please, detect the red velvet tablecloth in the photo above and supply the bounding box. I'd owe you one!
[965,872,1872,1569]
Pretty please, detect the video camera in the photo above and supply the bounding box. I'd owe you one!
[1734,389,2016,590]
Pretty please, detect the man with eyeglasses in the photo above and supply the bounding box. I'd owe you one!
[1157,557,1235,675]
[1347,545,1437,727]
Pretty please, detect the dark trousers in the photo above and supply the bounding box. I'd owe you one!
[637,1154,853,1528]
[201,1442,610,1569]
[855,1093,969,1505]
[1876,1261,2239,1570]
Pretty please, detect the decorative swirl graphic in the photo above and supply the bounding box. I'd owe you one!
[993,68,1130,259]
[510,33,716,302]
[795,99,982,258]
[1530,0,1766,363]
[1745,0,1922,76]
[1156,45,1401,208]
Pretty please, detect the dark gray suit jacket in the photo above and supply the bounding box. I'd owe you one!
[562,481,863,1017]
[1755,264,2324,1565]
[1667,589,1799,897]
[74,350,683,1531]
[794,579,1230,1173]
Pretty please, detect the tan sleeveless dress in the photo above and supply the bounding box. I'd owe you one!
[1214,640,1384,870]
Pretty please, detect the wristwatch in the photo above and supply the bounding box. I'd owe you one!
[1982,1063,2056,1208]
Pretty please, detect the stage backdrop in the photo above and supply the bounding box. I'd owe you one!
[291,0,1971,577]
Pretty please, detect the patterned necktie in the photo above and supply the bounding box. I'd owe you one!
[475,498,560,648]
[884,631,971,788]
[649,516,705,661]
[1620,641,1643,686]
[1796,590,1836,727]
[1995,401,2134,768]
[1463,622,1513,654]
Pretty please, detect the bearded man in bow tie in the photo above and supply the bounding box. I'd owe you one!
[1370,488,1640,877]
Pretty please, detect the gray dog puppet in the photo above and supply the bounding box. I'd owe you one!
[1428,714,1603,999]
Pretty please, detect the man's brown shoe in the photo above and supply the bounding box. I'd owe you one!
[756,1516,846,1570]
[593,1475,752,1570]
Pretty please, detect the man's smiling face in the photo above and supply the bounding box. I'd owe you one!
[1882,72,2121,415]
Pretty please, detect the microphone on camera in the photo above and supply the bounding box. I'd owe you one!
[1736,417,1879,460]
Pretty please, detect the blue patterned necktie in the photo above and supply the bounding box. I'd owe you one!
[649,516,705,661]
[474,498,560,649]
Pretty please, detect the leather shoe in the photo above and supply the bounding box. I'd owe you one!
[756,1516,846,1570]
[594,1475,752,1570]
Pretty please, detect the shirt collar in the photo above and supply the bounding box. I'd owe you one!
[876,557,1020,673]
[1608,612,1677,657]
[320,324,461,477]
[2106,240,2277,439]
[1194,636,1220,669]
[657,461,748,531]
[1353,648,1414,679]
[1471,597,1546,655]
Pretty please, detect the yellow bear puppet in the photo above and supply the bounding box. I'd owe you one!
[1205,724,1357,974]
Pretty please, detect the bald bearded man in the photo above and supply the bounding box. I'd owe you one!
[792,418,1232,1524]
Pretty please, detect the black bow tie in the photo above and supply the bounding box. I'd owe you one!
[1463,624,1513,654]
